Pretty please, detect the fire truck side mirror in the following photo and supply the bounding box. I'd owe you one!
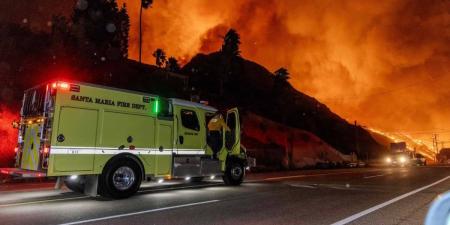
[12,120,19,129]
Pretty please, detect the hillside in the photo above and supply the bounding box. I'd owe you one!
[242,111,348,170]
[182,52,385,157]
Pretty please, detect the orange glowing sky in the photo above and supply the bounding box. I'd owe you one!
[119,0,449,146]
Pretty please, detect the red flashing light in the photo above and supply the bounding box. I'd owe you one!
[59,82,69,89]
[51,82,70,90]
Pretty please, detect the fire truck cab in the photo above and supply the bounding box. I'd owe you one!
[1,81,249,198]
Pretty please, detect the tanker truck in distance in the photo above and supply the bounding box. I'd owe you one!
[385,142,411,166]
[1,81,251,199]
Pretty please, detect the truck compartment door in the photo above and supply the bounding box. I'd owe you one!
[156,123,173,175]
[53,107,98,172]
[175,107,204,154]
[20,123,41,171]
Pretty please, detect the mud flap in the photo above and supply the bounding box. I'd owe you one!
[54,177,63,189]
[84,175,99,197]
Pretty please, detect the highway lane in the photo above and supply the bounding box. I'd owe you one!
[0,166,449,225]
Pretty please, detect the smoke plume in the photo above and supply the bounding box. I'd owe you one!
[121,0,449,144]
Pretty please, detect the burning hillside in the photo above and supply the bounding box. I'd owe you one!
[368,127,436,160]
[120,0,449,145]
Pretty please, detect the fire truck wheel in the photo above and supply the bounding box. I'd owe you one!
[223,161,244,185]
[64,177,85,193]
[99,157,142,199]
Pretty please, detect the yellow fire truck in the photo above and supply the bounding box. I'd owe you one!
[1,81,250,198]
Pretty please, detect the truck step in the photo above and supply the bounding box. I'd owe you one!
[0,168,46,178]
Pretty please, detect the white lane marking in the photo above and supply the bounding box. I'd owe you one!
[261,171,359,181]
[363,174,384,179]
[58,200,220,225]
[0,183,220,207]
[0,196,89,207]
[330,175,450,225]
[288,184,317,189]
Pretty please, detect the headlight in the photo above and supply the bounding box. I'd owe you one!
[386,157,392,163]
[399,156,406,163]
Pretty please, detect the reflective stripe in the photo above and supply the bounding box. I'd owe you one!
[176,151,205,155]
[50,147,205,155]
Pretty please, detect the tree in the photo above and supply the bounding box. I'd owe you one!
[152,48,166,68]
[221,29,241,57]
[165,56,180,72]
[139,0,153,63]
[118,5,130,59]
[274,67,290,81]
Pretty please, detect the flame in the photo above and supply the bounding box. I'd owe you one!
[119,0,449,148]
[367,127,436,160]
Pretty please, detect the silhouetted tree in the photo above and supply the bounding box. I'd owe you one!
[118,5,130,59]
[221,29,241,57]
[166,56,180,72]
[274,67,290,81]
[139,0,153,63]
[152,48,166,68]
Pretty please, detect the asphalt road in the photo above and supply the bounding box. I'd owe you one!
[1,166,449,225]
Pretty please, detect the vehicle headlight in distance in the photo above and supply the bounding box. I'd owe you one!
[386,157,392,163]
[399,156,406,163]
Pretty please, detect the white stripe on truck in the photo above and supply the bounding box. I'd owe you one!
[50,147,205,155]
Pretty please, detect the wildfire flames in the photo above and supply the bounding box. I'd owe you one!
[121,0,449,145]
[368,127,435,159]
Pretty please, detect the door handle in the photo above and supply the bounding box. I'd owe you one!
[179,136,184,144]
[57,134,65,142]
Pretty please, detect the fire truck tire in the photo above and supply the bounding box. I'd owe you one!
[64,177,85,193]
[223,161,244,185]
[99,157,142,199]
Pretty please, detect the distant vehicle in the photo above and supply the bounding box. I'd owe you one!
[386,142,412,167]
[412,153,426,166]
[343,152,366,168]
[437,148,450,164]
[385,152,411,167]
[0,81,252,199]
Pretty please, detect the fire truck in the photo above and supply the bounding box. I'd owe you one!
[1,81,250,198]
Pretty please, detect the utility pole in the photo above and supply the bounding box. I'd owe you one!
[432,134,439,163]
[354,121,360,158]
